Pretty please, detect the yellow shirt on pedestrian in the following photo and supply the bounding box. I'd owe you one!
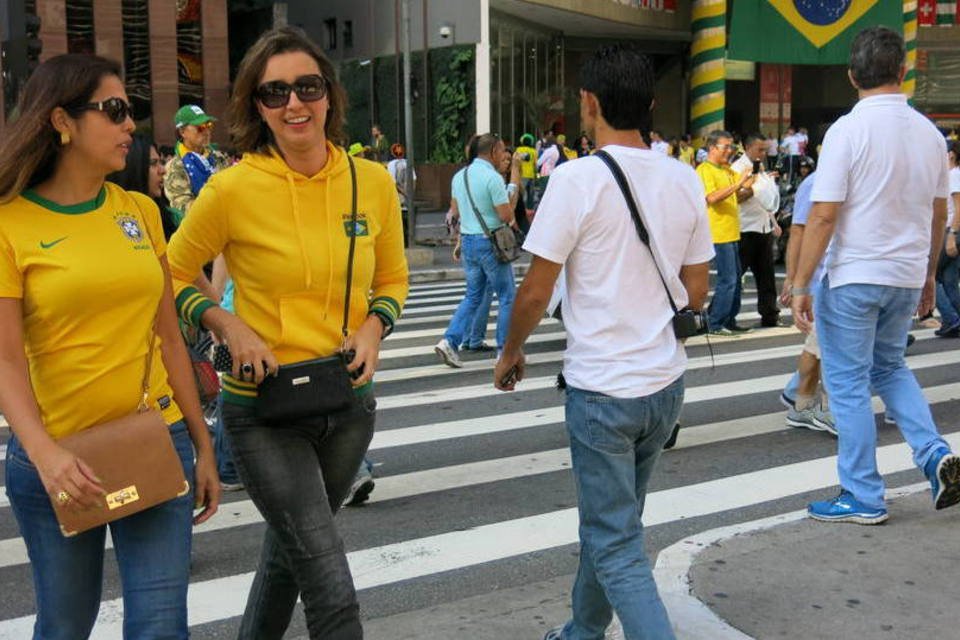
[696,161,740,243]
[0,184,183,438]
[516,145,538,180]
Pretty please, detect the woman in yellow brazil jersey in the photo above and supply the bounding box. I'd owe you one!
[166,27,409,640]
[0,55,220,639]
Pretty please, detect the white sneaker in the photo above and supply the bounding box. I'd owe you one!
[786,406,836,436]
[434,338,463,368]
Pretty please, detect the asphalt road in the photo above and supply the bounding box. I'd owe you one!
[0,274,957,639]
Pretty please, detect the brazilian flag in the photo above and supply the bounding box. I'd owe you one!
[728,1,904,65]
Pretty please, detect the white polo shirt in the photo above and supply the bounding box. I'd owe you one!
[812,93,949,289]
[948,166,960,228]
[731,155,780,233]
[524,145,715,398]
[782,134,800,155]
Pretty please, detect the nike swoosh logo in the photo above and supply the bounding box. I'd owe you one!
[40,237,68,249]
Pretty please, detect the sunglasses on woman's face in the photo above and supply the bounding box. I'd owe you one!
[71,97,135,124]
[255,75,328,109]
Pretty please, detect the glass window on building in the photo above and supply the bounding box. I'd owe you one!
[177,0,204,106]
[490,14,563,146]
[915,49,960,122]
[122,0,152,130]
[66,0,95,55]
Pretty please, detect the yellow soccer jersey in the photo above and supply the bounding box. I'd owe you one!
[0,183,183,439]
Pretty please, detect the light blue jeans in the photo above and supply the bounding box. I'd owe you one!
[444,234,515,349]
[464,284,494,349]
[6,421,195,640]
[815,278,949,509]
[561,378,683,640]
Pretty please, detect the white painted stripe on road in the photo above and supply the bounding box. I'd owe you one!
[377,348,958,411]
[2,432,950,638]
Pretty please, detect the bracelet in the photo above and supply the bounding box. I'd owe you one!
[368,311,394,339]
[791,286,811,296]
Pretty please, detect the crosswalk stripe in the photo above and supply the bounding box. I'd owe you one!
[377,348,957,411]
[2,430,952,638]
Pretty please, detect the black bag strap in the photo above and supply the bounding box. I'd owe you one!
[462,164,496,238]
[342,154,359,340]
[595,149,680,314]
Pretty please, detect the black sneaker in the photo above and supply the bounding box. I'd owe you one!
[462,342,497,352]
[726,324,753,333]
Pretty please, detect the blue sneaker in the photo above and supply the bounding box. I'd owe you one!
[923,449,960,510]
[808,491,888,525]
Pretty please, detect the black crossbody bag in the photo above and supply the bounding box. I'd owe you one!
[256,155,361,421]
[595,150,706,339]
[463,165,524,263]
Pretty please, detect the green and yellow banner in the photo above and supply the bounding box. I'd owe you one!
[728,1,904,65]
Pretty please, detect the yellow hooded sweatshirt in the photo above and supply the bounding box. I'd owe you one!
[167,142,409,404]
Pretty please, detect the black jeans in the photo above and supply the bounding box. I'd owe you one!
[222,392,377,640]
[739,231,780,325]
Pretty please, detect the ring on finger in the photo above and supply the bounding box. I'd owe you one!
[56,490,71,505]
[240,362,254,377]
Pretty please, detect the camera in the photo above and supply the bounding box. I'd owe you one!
[439,25,453,39]
[672,308,707,339]
[519,152,530,161]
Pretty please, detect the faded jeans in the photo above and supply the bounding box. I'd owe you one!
[815,278,948,509]
[223,392,376,640]
[561,377,684,640]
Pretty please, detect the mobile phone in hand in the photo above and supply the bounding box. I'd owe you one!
[500,365,519,387]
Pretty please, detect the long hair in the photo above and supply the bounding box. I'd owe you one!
[107,134,177,240]
[228,26,347,154]
[0,54,122,203]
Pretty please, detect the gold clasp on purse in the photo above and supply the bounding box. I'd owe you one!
[106,485,140,510]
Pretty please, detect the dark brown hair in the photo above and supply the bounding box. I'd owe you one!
[0,54,122,203]
[228,26,347,154]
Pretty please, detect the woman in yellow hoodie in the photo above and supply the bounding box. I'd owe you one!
[167,28,408,640]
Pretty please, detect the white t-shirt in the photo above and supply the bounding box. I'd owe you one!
[731,155,780,233]
[782,134,800,155]
[948,166,960,228]
[812,93,950,289]
[524,145,715,398]
[766,138,779,157]
[651,140,670,155]
[537,145,560,176]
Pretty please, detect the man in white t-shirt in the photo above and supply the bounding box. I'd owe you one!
[731,132,782,326]
[766,132,779,170]
[781,126,801,182]
[793,26,960,525]
[650,129,670,155]
[934,140,960,336]
[494,45,713,640]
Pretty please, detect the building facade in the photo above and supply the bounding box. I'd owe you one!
[1,0,231,145]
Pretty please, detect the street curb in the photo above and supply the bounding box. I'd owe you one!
[653,481,929,640]
[409,263,530,284]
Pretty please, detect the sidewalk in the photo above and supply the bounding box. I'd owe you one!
[666,483,960,640]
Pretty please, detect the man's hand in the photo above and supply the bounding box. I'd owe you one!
[772,221,783,238]
[494,349,525,391]
[779,278,793,308]
[917,275,937,318]
[737,168,754,188]
[791,292,814,334]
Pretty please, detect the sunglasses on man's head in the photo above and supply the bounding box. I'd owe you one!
[255,75,328,109]
[69,97,134,124]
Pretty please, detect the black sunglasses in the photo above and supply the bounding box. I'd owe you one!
[69,97,135,124]
[255,75,328,109]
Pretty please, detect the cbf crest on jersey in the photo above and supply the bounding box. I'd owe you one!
[114,213,151,250]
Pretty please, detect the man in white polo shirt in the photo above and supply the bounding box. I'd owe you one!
[793,26,960,524]
[494,45,713,640]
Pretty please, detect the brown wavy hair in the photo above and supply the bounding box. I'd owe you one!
[0,54,122,203]
[228,26,347,154]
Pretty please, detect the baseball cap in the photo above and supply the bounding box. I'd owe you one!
[175,105,216,128]
[348,142,364,156]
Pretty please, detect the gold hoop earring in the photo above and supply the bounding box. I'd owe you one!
[60,131,71,146]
